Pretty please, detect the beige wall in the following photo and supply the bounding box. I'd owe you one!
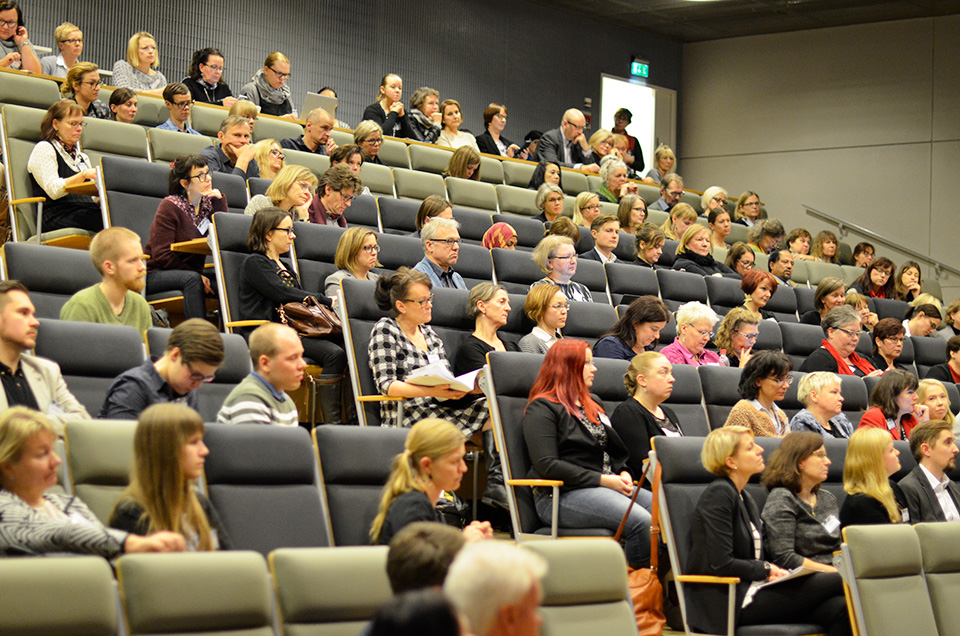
[680,15,960,299]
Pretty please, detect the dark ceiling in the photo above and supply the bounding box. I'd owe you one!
[533,0,960,42]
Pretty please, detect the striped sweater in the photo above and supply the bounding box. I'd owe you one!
[216,374,299,427]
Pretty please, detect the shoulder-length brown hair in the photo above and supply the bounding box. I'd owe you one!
[40,100,84,141]
[760,431,825,494]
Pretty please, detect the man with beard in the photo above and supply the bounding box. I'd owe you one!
[61,227,151,336]
[899,419,960,523]
[201,115,259,179]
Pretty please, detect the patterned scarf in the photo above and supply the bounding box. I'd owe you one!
[250,69,291,106]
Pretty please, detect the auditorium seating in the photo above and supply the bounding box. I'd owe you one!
[2,242,100,318]
[63,419,137,524]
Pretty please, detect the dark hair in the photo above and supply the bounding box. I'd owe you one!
[872,318,905,355]
[614,107,632,121]
[329,143,362,165]
[108,87,137,113]
[374,267,432,317]
[853,257,896,298]
[600,296,670,348]
[738,350,793,400]
[895,260,923,300]
[369,590,461,636]
[946,335,960,358]
[909,420,954,463]
[707,208,729,225]
[187,48,224,83]
[247,207,292,253]
[166,318,224,367]
[527,161,563,191]
[740,269,778,295]
[725,242,754,271]
[319,163,362,197]
[0,2,24,28]
[906,303,940,322]
[168,155,208,196]
[318,86,337,97]
[415,195,452,232]
[386,522,465,594]
[161,82,189,103]
[767,248,789,270]
[483,103,504,128]
[869,368,919,420]
[760,431,825,494]
[853,242,875,259]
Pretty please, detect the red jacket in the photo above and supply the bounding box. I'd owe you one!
[857,406,920,441]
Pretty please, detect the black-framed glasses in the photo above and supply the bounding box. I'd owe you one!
[737,259,754,269]
[269,148,285,159]
[551,254,577,262]
[428,238,461,246]
[171,99,194,109]
[186,361,215,383]
[271,226,295,236]
[362,244,381,254]
[80,79,102,88]
[403,295,434,307]
[187,170,211,182]
[563,120,584,131]
[0,19,18,28]
[201,63,224,72]
[884,337,905,344]
[62,38,84,44]
[362,137,383,145]
[268,66,291,79]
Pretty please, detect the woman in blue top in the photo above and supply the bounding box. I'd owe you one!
[594,296,670,361]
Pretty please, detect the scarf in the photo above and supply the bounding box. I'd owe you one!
[482,222,517,249]
[680,250,719,268]
[250,69,290,106]
[821,339,876,376]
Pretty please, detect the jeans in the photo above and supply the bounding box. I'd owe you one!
[146,269,207,320]
[535,484,653,567]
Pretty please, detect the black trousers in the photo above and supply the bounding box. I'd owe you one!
[740,572,851,636]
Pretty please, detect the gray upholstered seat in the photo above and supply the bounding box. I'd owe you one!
[915,522,960,636]
[2,242,101,318]
[378,138,411,168]
[492,213,543,248]
[393,167,447,200]
[478,155,504,184]
[501,160,536,187]
[148,127,215,164]
[495,183,538,216]
[190,103,227,136]
[664,364,711,436]
[81,117,150,164]
[409,143,453,174]
[604,262,659,306]
[64,419,136,524]
[491,246,547,294]
[562,301,618,346]
[446,177,499,212]
[358,162,395,196]
[283,148,330,179]
[251,116,303,144]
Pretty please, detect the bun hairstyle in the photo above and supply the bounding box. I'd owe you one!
[374,267,432,316]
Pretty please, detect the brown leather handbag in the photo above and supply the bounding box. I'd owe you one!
[278,296,342,337]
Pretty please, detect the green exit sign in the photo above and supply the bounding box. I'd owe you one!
[631,60,649,78]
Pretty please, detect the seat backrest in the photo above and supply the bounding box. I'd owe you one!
[81,118,149,163]
[612,231,638,262]
[393,167,447,200]
[698,365,743,430]
[0,69,62,107]
[2,104,49,240]
[501,160,536,187]
[804,261,844,286]
[495,183,538,216]
[491,247,547,294]
[455,243,495,288]
[492,213,543,248]
[571,258,611,304]
[313,426,408,546]
[118,551,276,636]
[378,197,420,234]
[210,212,254,328]
[101,155,170,246]
[247,176,271,198]
[780,322,826,368]
[665,364,710,436]
[283,148,330,180]
[132,94,167,127]
[915,522,960,636]
[452,206,494,243]
[409,143,454,174]
[64,419,137,525]
[190,104,227,136]
[251,116,303,144]
[375,232,423,273]
[703,275,743,316]
[873,297,909,322]
[559,169,588,196]
[795,286,816,314]
[203,424,331,554]
[378,138,410,168]
[561,301,618,346]
[605,262,659,306]
[839,375,869,426]
[340,278,392,426]
[2,243,101,318]
[347,193,382,229]
[211,171,249,214]
[478,155,504,184]
[446,177,499,212]
[292,222,346,294]
[358,162,395,196]
[148,127,214,164]
[656,269,708,311]
[913,335,948,376]
[755,319,783,353]
[766,284,799,322]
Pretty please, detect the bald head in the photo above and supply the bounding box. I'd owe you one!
[305,108,334,149]
[561,109,586,142]
[248,323,305,392]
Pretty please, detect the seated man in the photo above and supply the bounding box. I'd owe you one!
[387,522,466,594]
[0,281,89,433]
[579,214,620,263]
[217,323,303,426]
[60,227,151,336]
[768,248,797,287]
[533,108,598,173]
[200,115,259,179]
[280,107,337,155]
[413,217,466,290]
[156,82,202,135]
[99,318,224,419]
[307,164,362,227]
[899,419,960,522]
[649,173,684,211]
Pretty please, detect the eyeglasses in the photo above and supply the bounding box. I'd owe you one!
[735,331,759,341]
[268,67,291,80]
[295,181,313,191]
[80,80,103,88]
[202,63,224,72]
[171,99,194,109]
[598,140,613,148]
[545,196,564,204]
[336,190,356,203]
[711,196,726,204]
[810,450,828,459]
[271,226,295,236]
[362,137,383,145]
[737,259,754,269]
[0,19,18,28]
[187,170,211,182]
[834,327,863,338]
[583,204,601,211]
[563,120,584,131]
[361,244,380,254]
[269,148,285,159]
[62,38,84,44]
[691,328,714,338]
[186,362,215,383]
[551,254,577,261]
[666,189,683,197]
[428,238,461,246]
[884,337,905,344]
[769,376,795,386]
[742,201,761,207]
[873,270,891,279]
[548,302,570,312]
[61,120,86,130]
[403,295,434,307]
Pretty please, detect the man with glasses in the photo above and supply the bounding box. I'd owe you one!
[308,164,362,227]
[413,217,466,290]
[156,83,201,135]
[99,318,225,419]
[200,115,259,179]
[649,173,684,211]
[281,107,337,156]
[533,108,599,173]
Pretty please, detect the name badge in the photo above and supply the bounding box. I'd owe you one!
[887,419,897,431]
[821,514,841,535]
[427,353,441,365]
[68,511,93,527]
[197,217,211,235]
[901,508,911,523]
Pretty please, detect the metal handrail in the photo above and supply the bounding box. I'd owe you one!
[804,204,960,279]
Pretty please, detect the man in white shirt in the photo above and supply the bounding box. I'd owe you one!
[899,419,960,522]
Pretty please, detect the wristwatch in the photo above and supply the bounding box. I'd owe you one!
[762,561,772,577]
[17,39,31,49]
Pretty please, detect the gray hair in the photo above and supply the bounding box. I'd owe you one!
[748,218,785,243]
[675,301,719,328]
[409,86,439,112]
[535,183,564,211]
[532,235,575,273]
[420,216,460,248]
[822,305,862,336]
[599,158,628,183]
[797,371,842,406]
[700,186,728,210]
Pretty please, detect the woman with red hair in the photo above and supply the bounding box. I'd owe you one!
[741,269,779,320]
[521,339,652,567]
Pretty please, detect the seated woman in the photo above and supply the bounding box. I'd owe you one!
[708,208,732,249]
[594,295,670,361]
[533,183,563,223]
[786,227,819,262]
[530,235,593,303]
[799,277,846,325]
[183,47,236,107]
[725,241,755,278]
[643,144,674,185]
[40,22,83,77]
[436,99,479,151]
[925,336,960,384]
[108,87,138,123]
[844,292,879,332]
[244,164,317,220]
[406,86,441,143]
[904,302,942,337]
[850,242,874,268]
[0,407,185,557]
[145,154,226,320]
[857,369,929,440]
[760,432,841,572]
[544,216,579,242]
[239,208,346,422]
[572,191,601,229]
[587,129,617,167]
[661,301,721,367]
[370,418,492,545]
[368,268,488,433]
[868,318,908,372]
[746,219,784,254]
[307,164,362,227]
[518,283,567,354]
[330,144,371,196]
[596,159,637,203]
[918,379,956,434]
[238,52,296,119]
[481,222,517,250]
[362,74,413,139]
[60,62,108,119]
[895,260,923,302]
[455,283,519,376]
[526,161,562,191]
[701,186,728,218]
[324,226,381,298]
[724,350,793,437]
[229,99,259,132]
[611,351,682,478]
[800,306,878,377]
[635,223,666,269]
[112,31,167,93]
[686,426,851,636]
[109,403,230,550]
[840,427,907,527]
[251,139,284,180]
[26,100,102,234]
[673,224,734,277]
[443,146,480,181]
[354,121,385,165]
[616,194,646,236]
[733,191,762,227]
[741,269,778,319]
[659,202,697,241]
[476,103,521,158]
[523,340,652,566]
[414,195,454,235]
[790,371,854,438]
[810,230,839,264]
[715,307,761,368]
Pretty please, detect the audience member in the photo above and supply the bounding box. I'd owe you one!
[518,284,566,354]
[228,99,259,131]
[724,350,793,437]
[790,372,854,438]
[481,222,517,250]
[0,407,184,556]
[385,521,465,594]
[533,108,598,172]
[925,335,960,383]
[110,403,231,549]
[99,319,224,419]
[659,201,696,240]
[799,306,878,377]
[674,224,733,276]
[649,173,684,212]
[733,190,762,226]
[849,257,896,299]
[406,87,441,143]
[145,154,225,320]
[786,227,818,261]
[0,1,40,73]
[318,86,350,128]
[183,47,236,107]
[661,301,721,366]
[544,216,579,242]
[918,379,956,435]
[643,144,674,185]
[476,103,521,158]
[156,82,201,134]
[369,590,461,636]
[252,139,284,180]
[27,100,101,233]
[526,160,562,191]
[895,260,923,302]
[587,129,617,166]
[941,299,960,340]
[708,207,732,249]
[767,248,795,286]
[810,230,839,264]
[741,269,778,319]
[61,227,150,335]
[354,120,385,164]
[363,74,413,139]
[414,217,466,290]
[216,323,303,427]
[617,194,646,236]
[610,107,645,173]
[580,214,619,264]
[715,307,760,368]
[108,87,138,123]
[903,302,941,337]
[444,146,481,180]
[60,62,108,119]
[330,144,371,195]
[699,187,728,217]
[307,164,361,226]
[436,99,479,151]
[839,427,907,527]
[845,292,879,332]
[200,115,259,179]
[594,296,669,361]
[280,107,336,155]
[898,419,960,522]
[112,31,166,93]
[532,183,564,223]
[325,226,381,298]
[238,52,295,118]
[858,369,928,440]
[868,318,908,372]
[572,191,601,228]
[40,21,83,77]
[852,242,875,268]
[597,158,636,203]
[726,241,755,277]
[530,235,592,302]
[414,195,454,233]
[746,219,784,255]
[800,277,847,326]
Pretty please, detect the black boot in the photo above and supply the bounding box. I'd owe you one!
[482,430,508,509]
[316,374,343,424]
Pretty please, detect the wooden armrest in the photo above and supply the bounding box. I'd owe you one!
[9,196,45,205]
[357,395,405,403]
[507,479,563,487]
[675,575,741,584]
[225,320,268,328]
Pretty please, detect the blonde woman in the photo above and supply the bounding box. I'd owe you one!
[572,191,601,228]
[839,427,906,526]
[530,235,592,302]
[324,227,381,298]
[244,164,317,219]
[370,418,493,544]
[40,21,84,77]
[617,194,646,235]
[519,284,567,354]
[673,224,734,276]
[810,230,839,264]
[354,120,385,165]
[917,379,957,435]
[643,144,675,185]
[229,100,259,132]
[110,404,230,550]
[238,52,296,119]
[733,191,762,227]
[789,371,854,438]
[61,61,108,119]
[715,307,761,368]
[112,31,166,93]
[252,139,284,180]
[660,202,697,240]
[362,73,413,139]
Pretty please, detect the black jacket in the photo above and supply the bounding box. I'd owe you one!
[898,464,960,523]
[532,128,591,168]
[839,480,907,527]
[673,253,734,277]
[609,398,681,480]
[475,130,514,156]
[238,253,330,327]
[925,363,957,383]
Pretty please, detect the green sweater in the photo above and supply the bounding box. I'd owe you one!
[217,374,299,426]
[60,284,151,336]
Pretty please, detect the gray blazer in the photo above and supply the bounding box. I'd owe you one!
[898,464,960,523]
[0,354,90,435]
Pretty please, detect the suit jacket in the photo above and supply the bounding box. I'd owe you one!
[898,464,960,523]
[1,354,90,435]
[475,130,514,156]
[533,127,591,168]
[578,247,614,263]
